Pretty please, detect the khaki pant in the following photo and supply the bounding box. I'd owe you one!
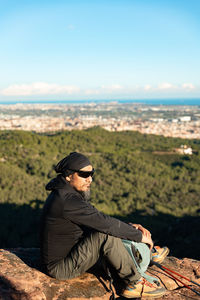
[48,231,141,285]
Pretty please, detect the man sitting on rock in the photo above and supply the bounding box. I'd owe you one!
[40,152,169,298]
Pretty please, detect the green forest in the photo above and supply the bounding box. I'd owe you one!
[0,128,200,259]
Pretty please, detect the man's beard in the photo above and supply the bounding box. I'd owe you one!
[79,189,91,202]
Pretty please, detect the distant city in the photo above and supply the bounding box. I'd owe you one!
[0,102,200,139]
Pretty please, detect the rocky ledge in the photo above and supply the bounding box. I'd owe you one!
[0,248,199,300]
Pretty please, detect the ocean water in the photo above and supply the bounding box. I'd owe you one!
[0,98,200,106]
[119,98,200,106]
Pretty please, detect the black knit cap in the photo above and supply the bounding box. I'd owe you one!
[55,152,91,176]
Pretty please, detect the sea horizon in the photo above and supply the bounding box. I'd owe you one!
[0,98,200,106]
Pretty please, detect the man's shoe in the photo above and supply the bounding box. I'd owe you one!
[151,246,169,264]
[121,278,166,298]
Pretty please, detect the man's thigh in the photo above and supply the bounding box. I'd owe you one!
[49,231,107,280]
[48,231,141,284]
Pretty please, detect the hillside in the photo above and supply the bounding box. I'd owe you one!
[0,128,200,258]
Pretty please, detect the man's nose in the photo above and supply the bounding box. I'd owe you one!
[87,176,92,183]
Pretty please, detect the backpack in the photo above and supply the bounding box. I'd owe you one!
[122,240,160,284]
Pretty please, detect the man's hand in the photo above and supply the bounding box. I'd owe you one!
[129,223,154,250]
[141,234,154,250]
[129,223,151,238]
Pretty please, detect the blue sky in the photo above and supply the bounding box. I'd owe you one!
[0,0,200,102]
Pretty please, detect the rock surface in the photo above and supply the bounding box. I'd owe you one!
[0,248,199,300]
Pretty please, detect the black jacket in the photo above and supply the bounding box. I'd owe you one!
[40,175,142,269]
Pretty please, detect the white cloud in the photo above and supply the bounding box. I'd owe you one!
[182,83,195,90]
[157,83,175,90]
[156,82,196,92]
[144,84,152,91]
[0,82,198,98]
[1,82,80,96]
[84,84,123,95]
[101,84,123,90]
[84,89,100,95]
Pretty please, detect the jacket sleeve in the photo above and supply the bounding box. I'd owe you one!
[63,193,142,242]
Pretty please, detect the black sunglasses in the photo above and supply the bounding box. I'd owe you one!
[69,168,95,178]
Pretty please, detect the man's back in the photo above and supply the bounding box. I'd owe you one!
[40,175,85,270]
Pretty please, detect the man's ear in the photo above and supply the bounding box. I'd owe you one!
[66,175,71,182]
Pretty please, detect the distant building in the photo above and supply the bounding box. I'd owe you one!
[175,145,193,155]
[172,119,178,123]
[150,118,164,122]
[179,116,191,122]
